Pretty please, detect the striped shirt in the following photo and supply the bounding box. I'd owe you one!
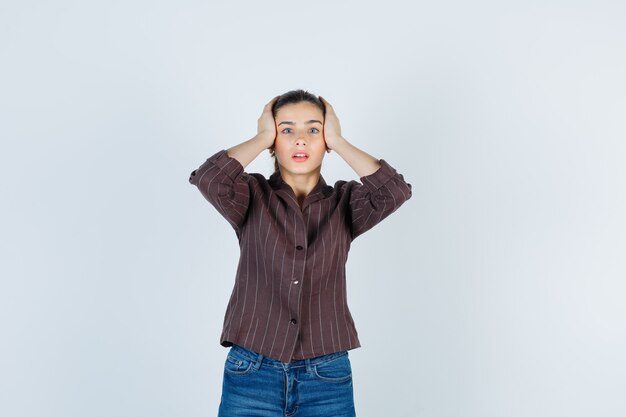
[189,149,412,363]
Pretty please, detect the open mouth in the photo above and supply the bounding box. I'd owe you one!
[292,152,309,162]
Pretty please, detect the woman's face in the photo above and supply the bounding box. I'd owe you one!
[273,101,327,177]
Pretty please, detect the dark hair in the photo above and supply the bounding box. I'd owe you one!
[269,89,325,176]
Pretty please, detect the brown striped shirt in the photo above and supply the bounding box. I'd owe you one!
[188,149,412,363]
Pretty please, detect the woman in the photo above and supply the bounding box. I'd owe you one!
[189,90,412,417]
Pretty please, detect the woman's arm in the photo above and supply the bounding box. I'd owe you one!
[330,137,381,178]
[226,134,272,169]
[188,97,279,235]
[345,159,413,240]
[319,96,381,177]
[319,96,412,240]
[188,150,249,235]
[226,96,279,168]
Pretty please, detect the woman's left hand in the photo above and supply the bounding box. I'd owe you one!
[319,96,344,152]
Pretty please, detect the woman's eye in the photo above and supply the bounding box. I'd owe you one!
[281,127,319,134]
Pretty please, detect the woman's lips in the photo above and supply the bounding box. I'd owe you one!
[292,151,309,162]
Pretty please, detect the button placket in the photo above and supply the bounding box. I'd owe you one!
[285,205,307,353]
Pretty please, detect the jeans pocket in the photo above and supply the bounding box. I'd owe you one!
[224,352,256,376]
[312,353,352,383]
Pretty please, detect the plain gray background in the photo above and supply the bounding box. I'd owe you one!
[1,1,625,416]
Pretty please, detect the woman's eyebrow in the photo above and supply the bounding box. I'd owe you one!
[278,120,322,126]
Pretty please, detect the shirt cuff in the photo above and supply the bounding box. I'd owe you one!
[208,149,245,182]
[359,159,397,191]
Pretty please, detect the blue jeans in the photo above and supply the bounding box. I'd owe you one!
[217,344,357,417]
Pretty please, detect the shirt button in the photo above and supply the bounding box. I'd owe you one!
[296,245,303,250]
[293,280,299,285]
[290,318,297,325]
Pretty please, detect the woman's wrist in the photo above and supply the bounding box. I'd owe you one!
[327,135,348,153]
[254,132,275,149]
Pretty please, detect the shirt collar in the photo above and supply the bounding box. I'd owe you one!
[269,171,331,208]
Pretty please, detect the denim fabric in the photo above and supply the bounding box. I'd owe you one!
[217,344,357,417]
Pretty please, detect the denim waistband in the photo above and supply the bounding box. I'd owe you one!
[229,344,348,369]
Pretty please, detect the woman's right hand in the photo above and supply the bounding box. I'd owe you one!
[257,96,280,149]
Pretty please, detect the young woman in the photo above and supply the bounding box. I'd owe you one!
[188,90,412,417]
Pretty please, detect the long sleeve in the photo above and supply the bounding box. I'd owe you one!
[188,149,250,236]
[347,159,412,240]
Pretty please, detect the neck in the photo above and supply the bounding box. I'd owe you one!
[280,168,321,204]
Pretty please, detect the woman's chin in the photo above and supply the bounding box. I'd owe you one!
[281,162,321,176]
